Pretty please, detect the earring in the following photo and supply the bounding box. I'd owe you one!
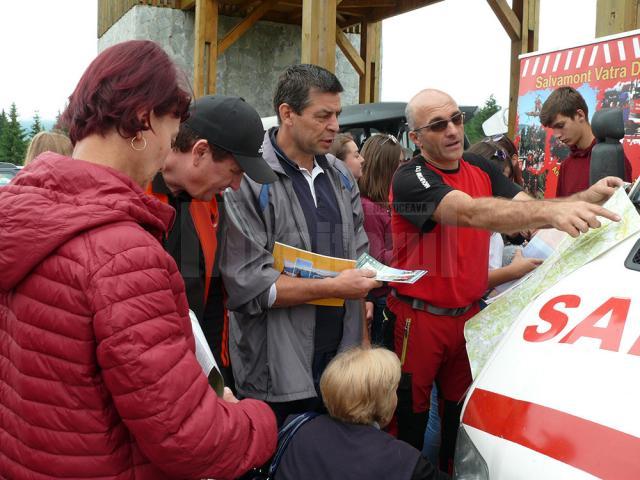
[130,134,147,151]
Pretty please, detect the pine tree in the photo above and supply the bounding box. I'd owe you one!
[52,109,68,134]
[464,95,501,144]
[0,103,28,165]
[30,111,43,138]
[0,110,7,143]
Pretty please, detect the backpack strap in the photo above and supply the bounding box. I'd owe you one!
[267,412,321,478]
[337,169,354,191]
[256,182,276,253]
[259,183,270,211]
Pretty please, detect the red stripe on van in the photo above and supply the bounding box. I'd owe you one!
[463,388,640,479]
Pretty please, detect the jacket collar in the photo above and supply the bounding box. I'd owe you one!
[264,127,337,175]
[151,172,192,202]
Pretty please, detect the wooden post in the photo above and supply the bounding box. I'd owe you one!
[359,21,381,104]
[301,0,337,71]
[488,0,538,136]
[506,0,538,138]
[596,0,640,37]
[194,0,218,97]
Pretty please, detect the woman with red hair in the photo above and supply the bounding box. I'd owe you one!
[0,40,276,480]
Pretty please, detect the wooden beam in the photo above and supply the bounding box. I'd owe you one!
[336,29,365,76]
[526,0,539,51]
[486,0,521,41]
[194,0,218,97]
[596,0,640,37]
[506,0,538,138]
[301,0,337,71]
[365,0,443,24]
[359,21,381,103]
[218,0,279,55]
[180,0,196,9]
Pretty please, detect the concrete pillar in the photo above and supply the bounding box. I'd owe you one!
[98,5,365,116]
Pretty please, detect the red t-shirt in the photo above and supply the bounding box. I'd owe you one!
[556,139,633,197]
[390,153,521,308]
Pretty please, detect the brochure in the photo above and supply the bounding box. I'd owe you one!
[356,253,427,283]
[272,242,428,307]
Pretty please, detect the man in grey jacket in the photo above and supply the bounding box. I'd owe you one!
[220,64,380,425]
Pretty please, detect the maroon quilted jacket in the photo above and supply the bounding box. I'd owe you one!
[0,154,276,479]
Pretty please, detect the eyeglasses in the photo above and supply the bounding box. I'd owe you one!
[381,134,399,145]
[413,112,464,133]
[484,134,504,143]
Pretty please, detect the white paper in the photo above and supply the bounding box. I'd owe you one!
[189,309,224,397]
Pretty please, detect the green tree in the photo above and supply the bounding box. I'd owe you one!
[0,110,7,143]
[53,109,67,134]
[464,95,500,144]
[0,103,28,165]
[30,111,43,138]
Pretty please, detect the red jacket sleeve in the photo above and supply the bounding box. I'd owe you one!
[89,229,276,479]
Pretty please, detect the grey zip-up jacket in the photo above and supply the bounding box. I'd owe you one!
[219,130,369,402]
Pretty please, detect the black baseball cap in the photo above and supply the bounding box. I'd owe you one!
[184,95,277,184]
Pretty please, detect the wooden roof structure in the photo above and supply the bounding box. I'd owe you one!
[99,1,444,35]
[103,0,617,136]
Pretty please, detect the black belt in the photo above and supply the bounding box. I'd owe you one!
[391,289,473,317]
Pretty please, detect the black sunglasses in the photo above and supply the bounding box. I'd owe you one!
[413,111,465,133]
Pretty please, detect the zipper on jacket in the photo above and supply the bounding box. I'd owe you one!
[400,318,411,366]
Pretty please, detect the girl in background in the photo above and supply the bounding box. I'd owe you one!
[358,133,403,346]
[330,132,365,180]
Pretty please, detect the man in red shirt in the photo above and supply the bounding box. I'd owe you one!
[390,88,623,472]
[540,86,633,196]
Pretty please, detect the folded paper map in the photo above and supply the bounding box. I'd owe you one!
[465,187,640,379]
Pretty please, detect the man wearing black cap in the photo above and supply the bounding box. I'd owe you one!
[148,95,276,387]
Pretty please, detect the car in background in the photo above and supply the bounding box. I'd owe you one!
[0,162,20,186]
[337,102,413,149]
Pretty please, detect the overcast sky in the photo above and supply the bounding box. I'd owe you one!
[0,0,597,121]
[381,0,597,107]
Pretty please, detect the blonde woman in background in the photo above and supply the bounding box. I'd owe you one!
[24,130,73,165]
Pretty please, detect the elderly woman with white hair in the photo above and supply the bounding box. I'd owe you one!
[274,347,448,480]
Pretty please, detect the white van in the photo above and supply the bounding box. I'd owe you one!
[455,184,640,479]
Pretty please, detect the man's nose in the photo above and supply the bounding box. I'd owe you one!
[231,173,243,191]
[327,114,339,132]
[444,120,459,135]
